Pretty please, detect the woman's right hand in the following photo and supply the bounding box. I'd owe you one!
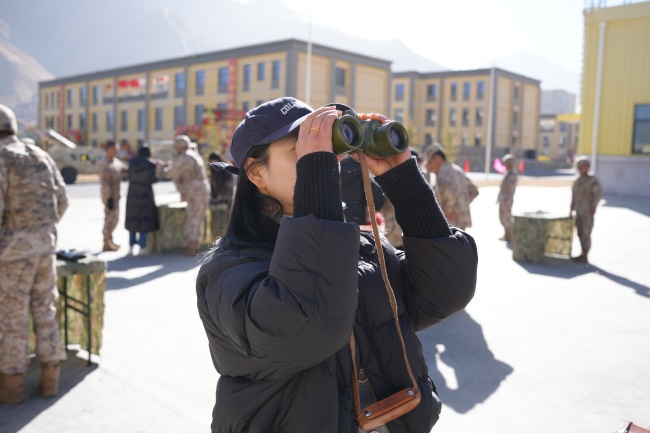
[295,106,340,160]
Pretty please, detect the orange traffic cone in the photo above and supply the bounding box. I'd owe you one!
[519,159,525,173]
[464,159,470,172]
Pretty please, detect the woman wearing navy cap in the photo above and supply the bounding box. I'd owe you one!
[196,97,477,433]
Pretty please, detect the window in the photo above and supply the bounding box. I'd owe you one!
[559,136,566,148]
[242,101,249,113]
[462,108,469,126]
[425,109,436,127]
[475,133,482,147]
[257,62,265,81]
[218,67,229,93]
[450,83,458,101]
[242,64,251,92]
[476,108,484,127]
[559,122,567,132]
[154,107,163,131]
[121,110,128,132]
[44,93,49,109]
[92,112,98,132]
[449,108,457,126]
[137,109,145,131]
[512,111,518,128]
[513,85,519,102]
[106,111,114,132]
[92,85,99,106]
[80,87,87,106]
[477,81,485,100]
[632,104,650,154]
[272,60,281,89]
[393,108,404,123]
[175,73,185,97]
[174,106,185,128]
[463,82,470,101]
[67,89,73,108]
[67,114,72,130]
[195,70,205,96]
[425,133,434,146]
[427,84,437,101]
[92,140,98,148]
[395,83,405,101]
[461,133,468,146]
[79,113,86,130]
[335,67,346,88]
[543,136,550,148]
[194,105,204,126]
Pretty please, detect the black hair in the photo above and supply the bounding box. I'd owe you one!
[209,152,223,162]
[218,144,284,251]
[138,146,151,158]
[105,140,117,150]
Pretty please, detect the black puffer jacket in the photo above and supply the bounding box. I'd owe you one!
[125,156,159,233]
[196,155,477,433]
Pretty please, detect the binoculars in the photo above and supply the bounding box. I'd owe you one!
[326,103,409,159]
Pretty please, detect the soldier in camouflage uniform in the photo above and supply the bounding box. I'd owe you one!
[0,104,68,403]
[168,135,210,256]
[497,154,518,242]
[570,156,602,263]
[424,143,477,230]
[98,141,125,251]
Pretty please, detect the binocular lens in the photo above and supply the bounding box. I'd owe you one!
[389,125,407,150]
[341,122,358,145]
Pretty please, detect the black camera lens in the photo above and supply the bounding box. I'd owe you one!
[389,126,406,150]
[341,121,358,145]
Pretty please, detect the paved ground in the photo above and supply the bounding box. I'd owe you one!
[1,176,649,433]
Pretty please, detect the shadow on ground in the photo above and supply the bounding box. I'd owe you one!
[602,194,650,217]
[417,310,513,414]
[106,253,203,290]
[0,350,97,433]
[515,257,650,298]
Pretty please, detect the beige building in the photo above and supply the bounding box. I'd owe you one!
[39,39,392,158]
[538,113,580,161]
[39,39,540,175]
[392,69,540,169]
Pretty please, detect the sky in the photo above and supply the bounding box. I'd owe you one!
[232,0,629,74]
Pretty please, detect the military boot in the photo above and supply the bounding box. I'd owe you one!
[40,362,61,398]
[103,238,119,252]
[183,241,199,257]
[571,251,588,263]
[0,372,25,404]
[109,237,121,250]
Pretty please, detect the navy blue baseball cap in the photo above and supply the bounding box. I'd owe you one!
[229,97,313,168]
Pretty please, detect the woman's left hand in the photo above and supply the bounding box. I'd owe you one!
[351,113,412,177]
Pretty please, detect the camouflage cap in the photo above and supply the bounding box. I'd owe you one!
[22,137,36,146]
[574,156,590,168]
[502,154,515,164]
[173,134,191,150]
[0,104,18,134]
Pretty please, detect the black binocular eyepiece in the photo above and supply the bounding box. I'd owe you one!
[326,103,409,159]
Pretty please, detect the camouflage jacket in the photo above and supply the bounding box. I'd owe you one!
[168,150,210,199]
[98,156,125,203]
[435,162,473,228]
[497,170,517,205]
[0,135,68,257]
[571,174,602,217]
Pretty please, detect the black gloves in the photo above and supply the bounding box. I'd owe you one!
[107,197,115,210]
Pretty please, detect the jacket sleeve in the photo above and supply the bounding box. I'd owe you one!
[47,154,69,220]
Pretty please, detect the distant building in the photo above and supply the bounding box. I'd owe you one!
[580,2,650,196]
[37,39,541,173]
[540,89,577,115]
[392,69,541,168]
[38,39,392,155]
[538,113,580,161]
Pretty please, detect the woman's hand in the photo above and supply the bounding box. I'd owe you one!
[351,113,412,176]
[295,106,340,160]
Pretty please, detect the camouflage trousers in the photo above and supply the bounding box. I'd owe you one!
[575,215,594,252]
[102,202,119,239]
[185,196,208,244]
[499,201,513,239]
[0,254,67,374]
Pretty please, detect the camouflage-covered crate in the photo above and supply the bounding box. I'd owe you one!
[512,212,573,263]
[147,201,214,254]
[29,255,107,356]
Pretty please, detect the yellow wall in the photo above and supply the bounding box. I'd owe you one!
[580,2,650,156]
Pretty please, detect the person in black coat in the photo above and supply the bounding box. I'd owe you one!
[196,97,478,433]
[125,146,159,256]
